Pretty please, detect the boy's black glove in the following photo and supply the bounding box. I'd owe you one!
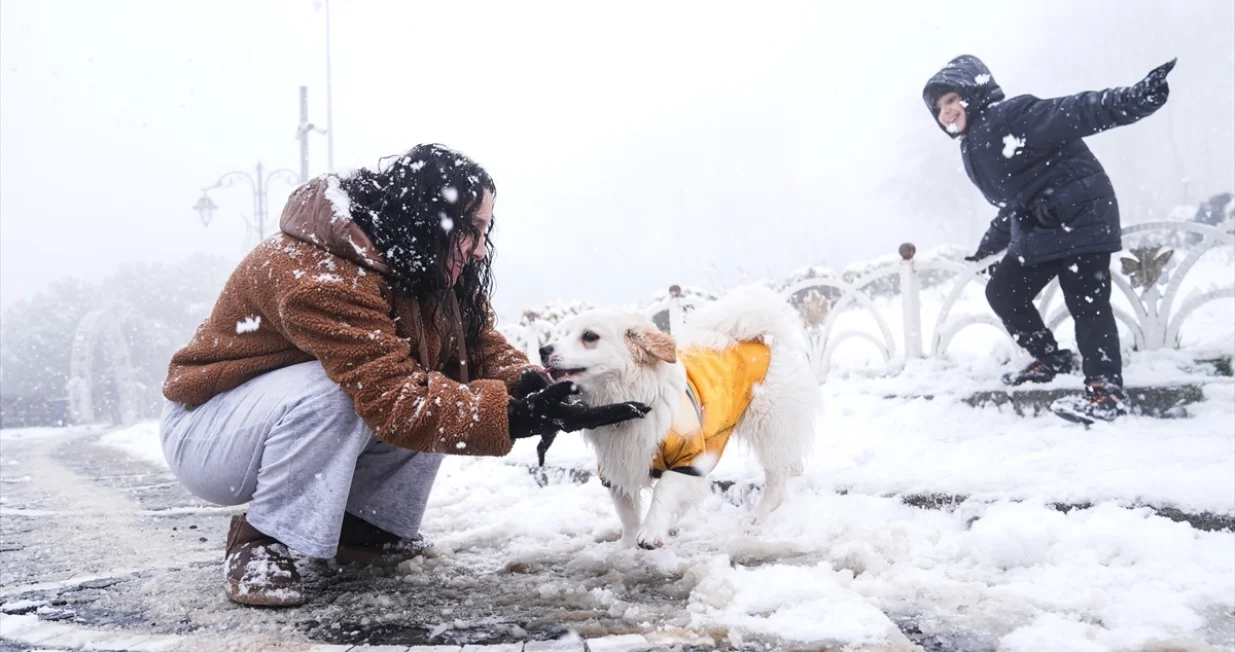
[1134,58,1176,107]
[965,251,1001,276]
[507,370,651,443]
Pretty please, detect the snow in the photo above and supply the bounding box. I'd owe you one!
[234,315,261,334]
[323,175,351,223]
[441,186,459,204]
[1003,133,1026,158]
[0,426,103,442]
[95,421,166,468]
[510,369,1234,514]
[436,405,1234,649]
[686,555,907,645]
[84,361,1235,649]
[975,73,992,85]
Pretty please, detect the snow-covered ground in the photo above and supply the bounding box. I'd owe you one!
[77,361,1235,650]
[8,240,1232,651]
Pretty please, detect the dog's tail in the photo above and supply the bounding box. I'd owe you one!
[687,284,821,476]
[681,284,808,353]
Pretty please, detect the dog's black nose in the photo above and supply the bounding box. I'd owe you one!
[538,344,554,363]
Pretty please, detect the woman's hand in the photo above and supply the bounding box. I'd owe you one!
[511,367,553,400]
[510,369,558,465]
[507,370,651,441]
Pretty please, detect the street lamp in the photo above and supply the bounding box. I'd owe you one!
[194,162,300,243]
[193,194,219,227]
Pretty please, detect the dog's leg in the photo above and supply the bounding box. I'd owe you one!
[638,472,708,548]
[609,486,642,548]
[752,469,787,525]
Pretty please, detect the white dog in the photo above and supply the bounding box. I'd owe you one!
[541,285,820,548]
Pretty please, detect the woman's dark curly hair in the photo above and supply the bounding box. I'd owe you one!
[340,143,497,349]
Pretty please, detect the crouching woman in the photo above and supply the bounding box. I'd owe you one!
[160,144,649,606]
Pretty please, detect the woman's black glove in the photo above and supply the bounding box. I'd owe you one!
[507,369,651,442]
[1134,58,1176,107]
[511,370,559,466]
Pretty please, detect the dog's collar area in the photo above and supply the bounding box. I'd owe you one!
[649,465,704,479]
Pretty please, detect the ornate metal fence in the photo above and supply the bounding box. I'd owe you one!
[500,222,1234,380]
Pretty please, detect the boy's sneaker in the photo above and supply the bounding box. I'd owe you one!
[1001,349,1077,386]
[1051,383,1130,425]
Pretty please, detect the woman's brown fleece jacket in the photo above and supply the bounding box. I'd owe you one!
[163,177,534,457]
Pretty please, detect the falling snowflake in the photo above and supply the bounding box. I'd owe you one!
[441,186,459,204]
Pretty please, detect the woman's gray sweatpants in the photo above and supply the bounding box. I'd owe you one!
[160,361,444,559]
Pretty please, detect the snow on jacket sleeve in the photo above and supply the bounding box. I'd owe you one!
[278,282,514,457]
[1002,86,1163,145]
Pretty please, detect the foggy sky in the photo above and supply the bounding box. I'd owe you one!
[2,0,1232,322]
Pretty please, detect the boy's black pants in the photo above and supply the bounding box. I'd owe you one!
[984,252,1123,386]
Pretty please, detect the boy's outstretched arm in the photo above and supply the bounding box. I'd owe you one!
[1004,58,1176,144]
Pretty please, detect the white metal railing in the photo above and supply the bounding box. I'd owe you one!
[500,222,1234,380]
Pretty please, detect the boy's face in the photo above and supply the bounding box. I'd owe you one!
[935,91,967,134]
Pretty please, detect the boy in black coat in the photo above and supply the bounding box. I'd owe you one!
[923,55,1176,422]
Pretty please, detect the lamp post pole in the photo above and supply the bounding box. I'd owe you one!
[324,0,335,172]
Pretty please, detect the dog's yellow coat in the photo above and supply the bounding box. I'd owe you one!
[650,341,771,476]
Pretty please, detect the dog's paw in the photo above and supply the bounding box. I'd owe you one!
[637,537,664,550]
[636,525,669,550]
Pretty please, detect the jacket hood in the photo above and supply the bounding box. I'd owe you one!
[922,55,1006,138]
[279,176,391,275]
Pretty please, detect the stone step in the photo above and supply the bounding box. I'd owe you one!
[959,384,1205,418]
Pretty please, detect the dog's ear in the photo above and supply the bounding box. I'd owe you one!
[625,326,677,366]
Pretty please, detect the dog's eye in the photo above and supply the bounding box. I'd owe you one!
[581,331,600,343]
